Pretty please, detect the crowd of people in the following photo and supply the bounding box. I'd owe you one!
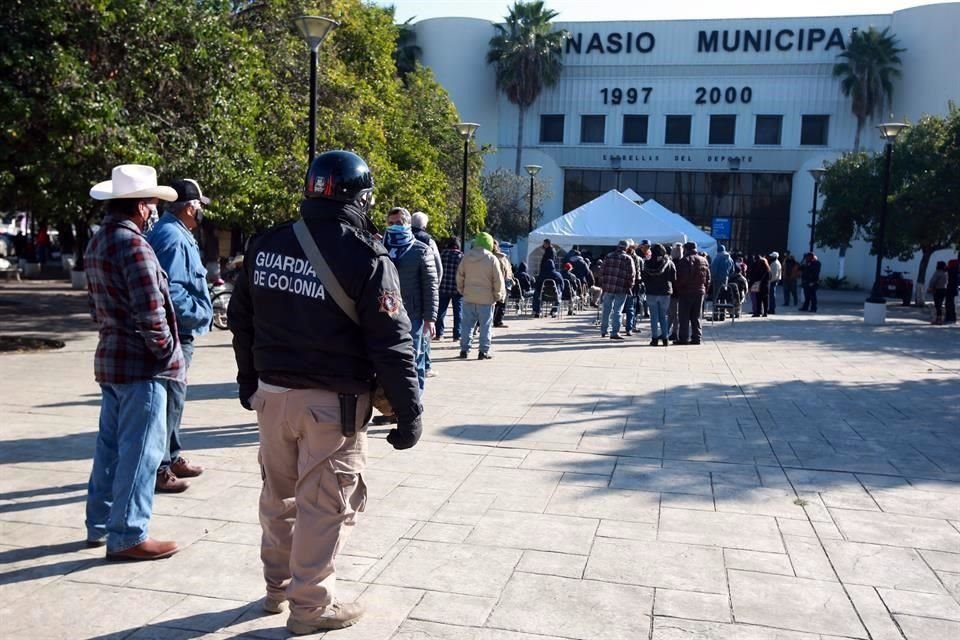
[75,149,958,636]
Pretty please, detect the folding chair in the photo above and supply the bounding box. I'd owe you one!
[538,279,561,319]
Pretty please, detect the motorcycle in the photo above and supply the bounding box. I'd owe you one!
[877,267,914,307]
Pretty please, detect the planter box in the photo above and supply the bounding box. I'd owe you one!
[70,269,87,290]
[863,301,887,325]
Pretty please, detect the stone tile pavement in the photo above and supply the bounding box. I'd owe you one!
[1,282,958,639]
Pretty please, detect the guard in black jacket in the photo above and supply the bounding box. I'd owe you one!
[228,150,421,634]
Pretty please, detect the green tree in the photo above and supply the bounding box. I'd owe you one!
[486,1,566,174]
[832,27,905,152]
[885,106,960,294]
[480,168,547,242]
[816,107,960,292]
[392,16,421,79]
[1,0,485,259]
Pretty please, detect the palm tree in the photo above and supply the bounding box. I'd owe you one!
[486,1,566,174]
[833,26,905,151]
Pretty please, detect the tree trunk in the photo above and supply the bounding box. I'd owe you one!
[853,118,863,152]
[914,247,937,306]
[515,105,525,175]
[837,246,847,280]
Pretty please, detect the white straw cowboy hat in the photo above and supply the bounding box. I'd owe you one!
[90,164,178,201]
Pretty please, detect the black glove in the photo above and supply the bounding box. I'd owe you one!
[239,381,257,411]
[387,416,422,450]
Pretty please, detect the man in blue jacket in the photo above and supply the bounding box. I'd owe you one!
[147,179,213,492]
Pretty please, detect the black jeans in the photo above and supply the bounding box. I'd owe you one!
[678,294,704,343]
[801,284,818,311]
[783,280,798,306]
[493,301,506,326]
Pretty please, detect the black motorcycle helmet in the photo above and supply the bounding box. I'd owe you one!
[304,150,375,213]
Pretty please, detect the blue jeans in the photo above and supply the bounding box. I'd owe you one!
[624,294,637,332]
[421,330,432,372]
[86,379,168,552]
[410,319,426,393]
[436,293,462,339]
[768,282,778,313]
[601,293,627,336]
[161,340,193,467]
[648,294,670,338]
[460,302,493,353]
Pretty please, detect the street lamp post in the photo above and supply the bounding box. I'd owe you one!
[866,122,908,304]
[525,164,542,234]
[808,167,826,254]
[455,123,479,245]
[294,16,339,164]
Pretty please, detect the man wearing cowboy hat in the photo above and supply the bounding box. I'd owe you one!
[84,164,184,561]
[147,179,213,493]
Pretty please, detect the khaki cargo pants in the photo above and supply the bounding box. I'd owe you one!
[252,387,370,616]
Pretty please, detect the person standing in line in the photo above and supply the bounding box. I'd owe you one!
[456,232,505,360]
[84,164,183,561]
[623,240,643,336]
[944,258,958,324]
[799,252,822,312]
[435,238,463,341]
[667,242,683,341]
[782,251,800,306]
[710,244,735,303]
[599,240,636,340]
[767,251,782,314]
[641,243,676,346]
[146,179,212,493]
[928,261,949,325]
[749,255,771,318]
[674,241,711,345]
[411,211,441,377]
[384,207,438,394]
[492,239,514,328]
[228,150,422,633]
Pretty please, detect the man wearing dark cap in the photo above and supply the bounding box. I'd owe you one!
[147,179,213,492]
[674,241,711,345]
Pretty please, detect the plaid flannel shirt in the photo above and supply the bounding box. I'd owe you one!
[599,249,637,294]
[439,249,463,296]
[85,215,185,384]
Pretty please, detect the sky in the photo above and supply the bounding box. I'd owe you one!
[373,0,939,23]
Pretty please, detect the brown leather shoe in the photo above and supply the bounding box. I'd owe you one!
[106,538,179,562]
[155,467,190,493]
[170,456,204,478]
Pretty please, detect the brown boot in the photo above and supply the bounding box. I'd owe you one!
[106,538,179,561]
[170,456,204,478]
[155,467,190,493]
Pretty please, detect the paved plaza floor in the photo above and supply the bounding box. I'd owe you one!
[1,282,958,639]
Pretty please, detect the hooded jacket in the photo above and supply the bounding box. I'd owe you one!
[709,246,734,285]
[515,262,535,291]
[456,247,505,304]
[535,259,567,297]
[567,254,594,287]
[389,239,439,323]
[642,255,677,296]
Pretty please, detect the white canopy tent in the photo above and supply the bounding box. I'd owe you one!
[621,188,718,256]
[527,190,687,263]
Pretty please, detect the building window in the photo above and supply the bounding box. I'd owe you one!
[754,115,783,145]
[622,115,648,144]
[664,115,692,145]
[540,115,564,144]
[800,115,830,146]
[709,115,736,145]
[580,115,605,143]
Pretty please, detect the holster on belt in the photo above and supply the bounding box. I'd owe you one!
[338,393,358,438]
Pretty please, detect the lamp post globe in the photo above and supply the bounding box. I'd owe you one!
[808,167,826,254]
[294,16,339,164]
[455,123,480,246]
[867,122,908,304]
[525,164,542,234]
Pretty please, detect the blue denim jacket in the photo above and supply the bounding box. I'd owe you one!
[147,212,212,340]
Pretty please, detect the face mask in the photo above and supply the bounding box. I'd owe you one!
[386,224,409,233]
[144,204,159,232]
